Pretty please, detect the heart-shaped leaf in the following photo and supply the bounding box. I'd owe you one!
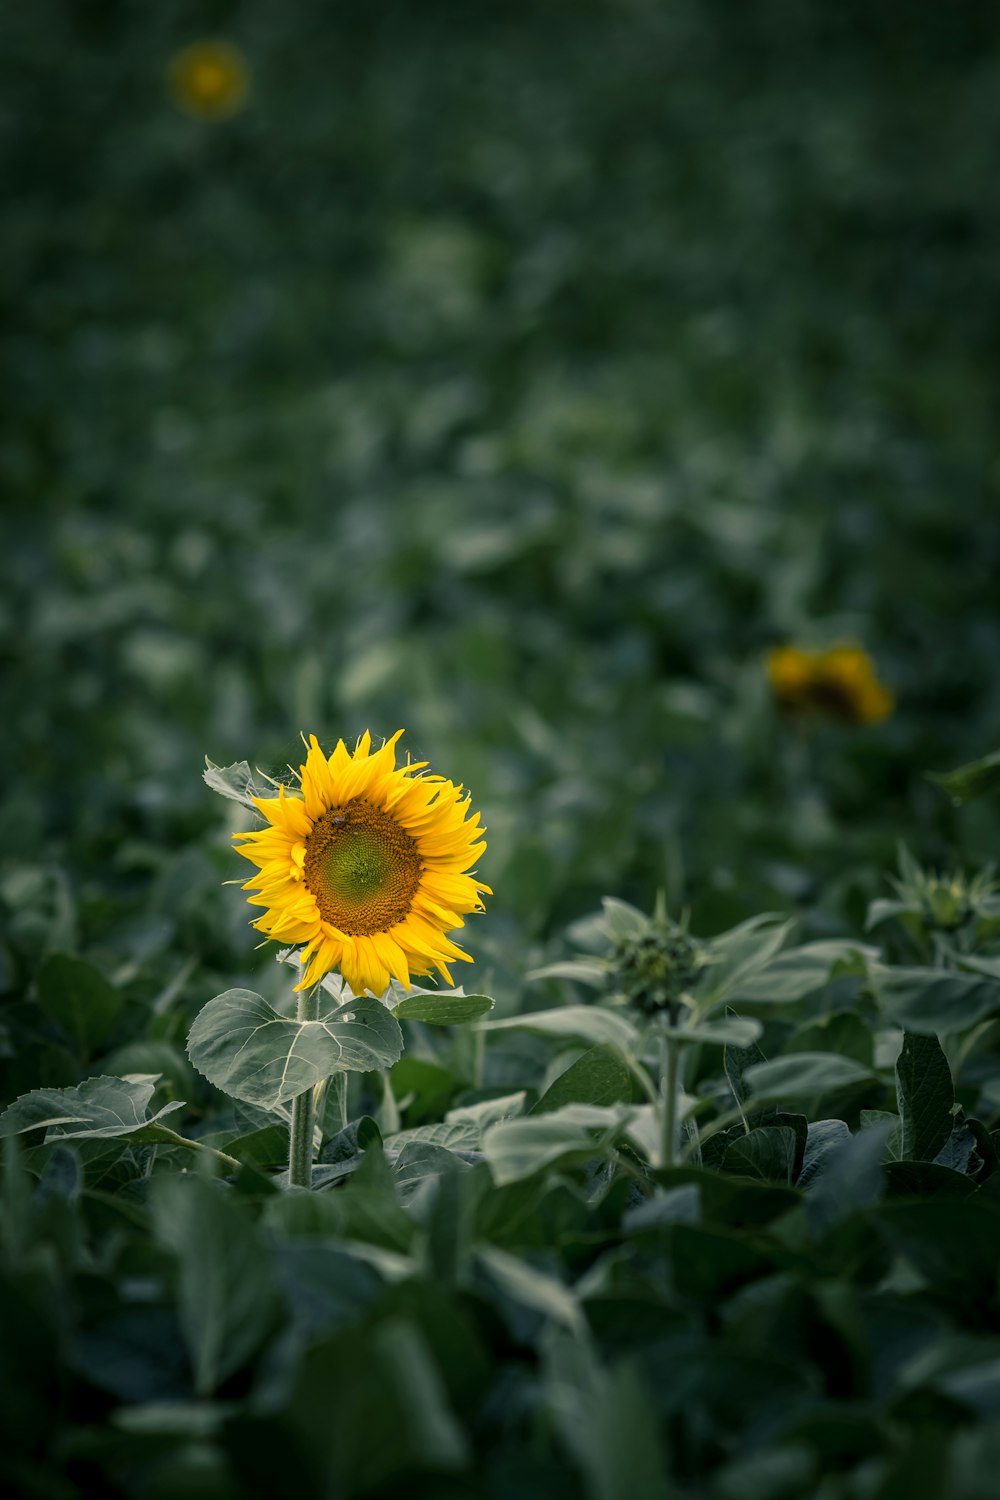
[188,989,403,1109]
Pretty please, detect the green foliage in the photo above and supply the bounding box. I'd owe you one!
[187,989,404,1108]
[929,749,1000,805]
[0,1074,186,1145]
[3,0,1000,1494]
[392,990,494,1024]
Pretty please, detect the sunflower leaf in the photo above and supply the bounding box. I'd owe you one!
[187,989,404,1109]
[392,991,494,1024]
[203,758,269,810]
[478,1005,640,1050]
[0,1075,187,1144]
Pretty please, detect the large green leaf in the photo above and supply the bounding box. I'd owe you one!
[726,940,877,1005]
[392,991,494,1024]
[697,914,794,1005]
[151,1173,282,1396]
[481,1105,626,1185]
[895,1032,954,1162]
[723,1125,798,1185]
[0,1075,186,1144]
[873,968,1000,1035]
[35,954,123,1059]
[479,1005,639,1050]
[743,1052,875,1101]
[187,989,403,1109]
[531,1045,632,1114]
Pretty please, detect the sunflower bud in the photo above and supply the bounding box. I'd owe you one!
[614,924,703,1019]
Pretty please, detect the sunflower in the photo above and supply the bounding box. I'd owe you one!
[234,732,491,995]
[767,643,893,725]
[166,40,249,121]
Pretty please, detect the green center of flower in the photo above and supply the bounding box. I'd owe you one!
[303,798,422,935]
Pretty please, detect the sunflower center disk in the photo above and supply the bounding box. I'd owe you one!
[303,799,422,935]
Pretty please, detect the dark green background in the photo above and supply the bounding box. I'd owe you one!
[2,4,1000,1496]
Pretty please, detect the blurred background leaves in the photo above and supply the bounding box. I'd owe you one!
[2,0,999,1060]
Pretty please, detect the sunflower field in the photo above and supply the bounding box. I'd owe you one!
[3,2,1000,1497]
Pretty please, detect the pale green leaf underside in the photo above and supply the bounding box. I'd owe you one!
[479,1005,639,1050]
[187,989,404,1109]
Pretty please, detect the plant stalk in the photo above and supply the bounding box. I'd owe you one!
[660,1024,681,1170]
[156,1128,242,1173]
[288,984,322,1189]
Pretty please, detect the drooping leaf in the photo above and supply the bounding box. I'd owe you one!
[895,1031,954,1162]
[0,1075,186,1145]
[873,968,1000,1036]
[744,1052,875,1102]
[187,989,403,1109]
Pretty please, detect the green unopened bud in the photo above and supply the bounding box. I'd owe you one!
[926,882,967,930]
[615,924,703,1018]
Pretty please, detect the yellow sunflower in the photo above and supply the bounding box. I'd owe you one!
[767,643,894,725]
[234,731,491,995]
[166,40,249,121]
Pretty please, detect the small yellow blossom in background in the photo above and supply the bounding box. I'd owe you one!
[767,643,894,725]
[166,40,249,121]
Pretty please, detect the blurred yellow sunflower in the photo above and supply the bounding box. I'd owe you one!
[167,40,249,121]
[767,643,893,724]
[234,732,491,995]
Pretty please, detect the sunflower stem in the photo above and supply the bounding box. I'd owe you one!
[288,984,322,1189]
[659,1021,681,1170]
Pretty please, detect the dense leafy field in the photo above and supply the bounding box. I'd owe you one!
[3,2,1000,1496]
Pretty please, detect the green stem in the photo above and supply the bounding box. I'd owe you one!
[156,1129,242,1173]
[288,985,322,1189]
[660,1024,681,1170]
